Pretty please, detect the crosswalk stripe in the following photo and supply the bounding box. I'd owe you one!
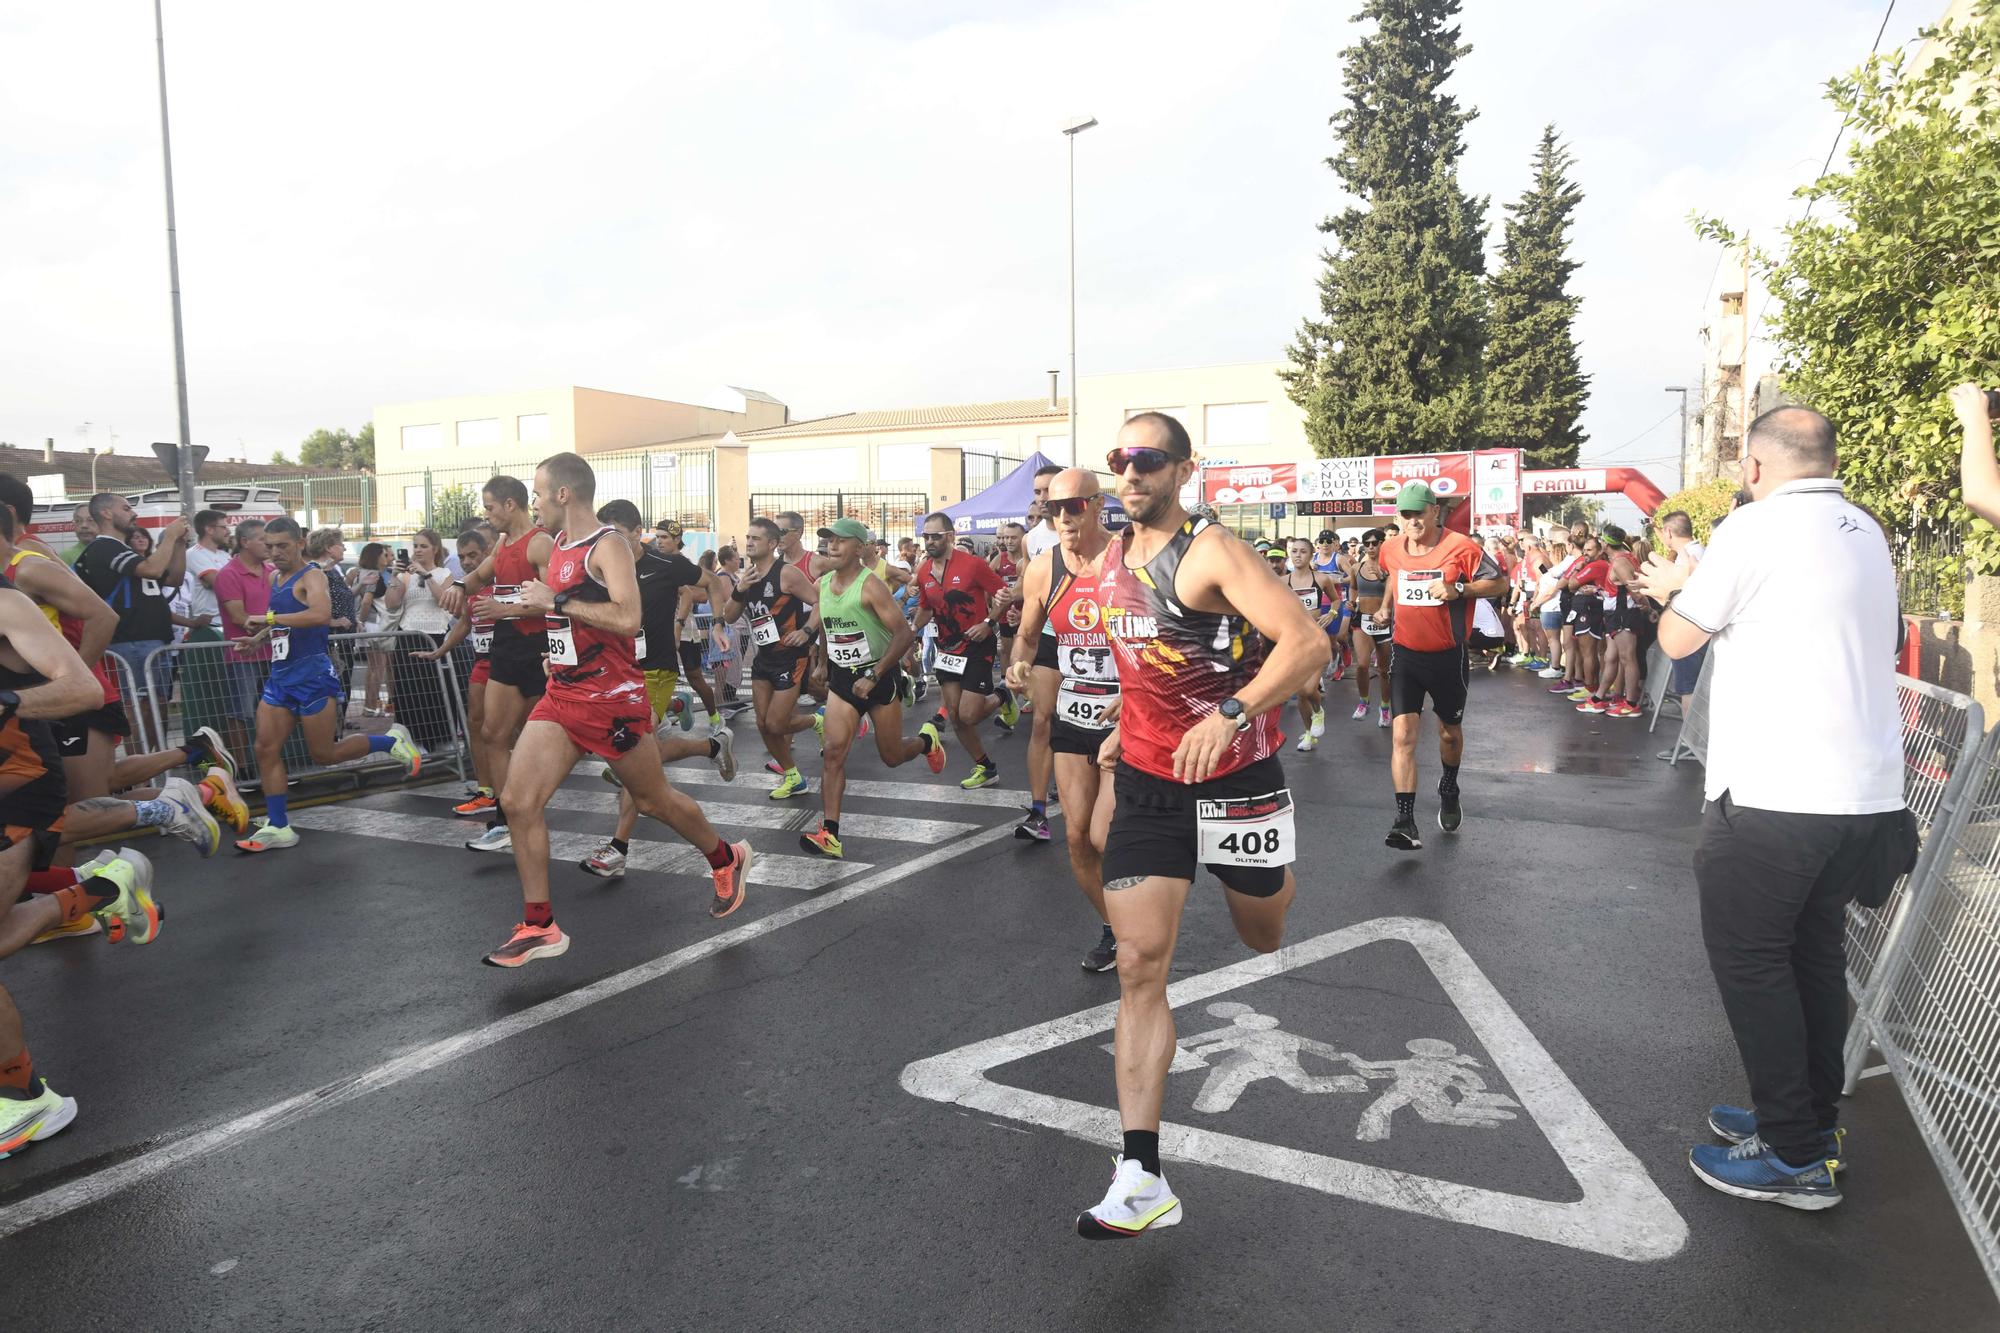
[285,806,864,891]
[572,762,1034,810]
[406,786,980,843]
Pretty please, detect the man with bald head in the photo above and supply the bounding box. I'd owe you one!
[1638,405,1906,1212]
[1008,468,1120,973]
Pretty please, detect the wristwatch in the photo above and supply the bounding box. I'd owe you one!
[1218,698,1251,732]
[0,689,19,723]
[552,591,572,611]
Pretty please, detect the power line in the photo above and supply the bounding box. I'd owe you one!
[1586,406,1680,462]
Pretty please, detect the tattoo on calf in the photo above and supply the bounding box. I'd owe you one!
[1104,876,1146,892]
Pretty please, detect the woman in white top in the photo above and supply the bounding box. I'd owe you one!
[382,530,458,751]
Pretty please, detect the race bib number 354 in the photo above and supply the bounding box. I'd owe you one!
[1196,789,1297,868]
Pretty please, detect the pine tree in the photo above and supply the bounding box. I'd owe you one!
[1282,0,1489,457]
[1482,126,1589,468]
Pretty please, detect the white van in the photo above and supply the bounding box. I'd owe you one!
[29,484,291,545]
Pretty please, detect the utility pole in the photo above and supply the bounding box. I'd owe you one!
[155,0,197,517]
[1062,115,1097,467]
[1664,386,1690,492]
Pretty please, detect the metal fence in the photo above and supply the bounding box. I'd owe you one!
[960,452,1022,497]
[1848,721,2000,1299]
[1658,649,1715,766]
[1642,644,1681,733]
[134,630,469,792]
[1891,515,1968,621]
[748,491,931,542]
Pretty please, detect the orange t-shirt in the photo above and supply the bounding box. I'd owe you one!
[1379,530,1487,652]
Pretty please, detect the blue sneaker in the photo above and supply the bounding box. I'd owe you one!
[1708,1105,1846,1160]
[1689,1137,1843,1210]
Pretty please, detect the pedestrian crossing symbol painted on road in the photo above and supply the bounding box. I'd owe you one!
[900,916,1687,1261]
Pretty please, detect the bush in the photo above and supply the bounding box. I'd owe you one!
[1649,478,1737,544]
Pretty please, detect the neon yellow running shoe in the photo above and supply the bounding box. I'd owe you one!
[0,1076,77,1158]
[87,848,160,945]
[799,826,842,858]
[769,768,807,801]
[961,761,999,790]
[997,688,1020,729]
[385,723,423,776]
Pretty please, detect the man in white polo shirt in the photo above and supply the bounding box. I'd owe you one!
[1639,406,1910,1213]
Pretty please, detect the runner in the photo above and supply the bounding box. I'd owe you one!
[0,563,162,1159]
[795,518,946,859]
[1311,529,1350,681]
[1019,466,1066,840]
[1284,538,1344,752]
[231,518,422,852]
[673,542,731,733]
[722,516,818,800]
[439,476,551,853]
[910,512,1017,790]
[1347,528,1393,727]
[1376,483,1509,850]
[478,452,752,966]
[1077,413,1329,1238]
[581,504,738,880]
[1006,469,1123,971]
[1025,464,1064,560]
[989,522,1027,733]
[425,529,498,815]
[1559,536,1609,709]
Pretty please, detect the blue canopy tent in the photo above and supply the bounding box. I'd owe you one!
[943,451,1126,536]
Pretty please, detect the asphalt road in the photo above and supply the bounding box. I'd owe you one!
[0,665,1990,1331]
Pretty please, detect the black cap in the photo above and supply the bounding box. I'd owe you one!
[1316,529,1336,542]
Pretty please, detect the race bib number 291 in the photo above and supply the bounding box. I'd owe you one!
[1196,789,1297,868]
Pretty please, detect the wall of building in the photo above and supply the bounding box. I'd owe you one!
[1075,361,1307,471]
[736,418,1062,498]
[374,388,578,478]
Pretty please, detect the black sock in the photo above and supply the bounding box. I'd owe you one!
[611,838,628,854]
[1122,1129,1161,1176]
[1439,764,1460,797]
[919,731,935,753]
[824,819,840,837]
[181,736,210,769]
[1395,791,1415,824]
[707,738,721,759]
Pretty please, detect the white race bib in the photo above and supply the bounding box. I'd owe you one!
[471,621,494,655]
[751,614,779,647]
[934,650,968,676]
[1359,613,1380,635]
[1295,587,1319,611]
[828,630,871,669]
[634,628,648,660]
[1056,678,1117,730]
[1397,570,1443,606]
[547,615,578,666]
[490,583,522,605]
[269,627,290,662]
[141,578,162,597]
[1196,789,1297,868]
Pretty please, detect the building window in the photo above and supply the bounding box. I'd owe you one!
[518,413,550,444]
[403,485,426,512]
[877,444,929,480]
[457,418,502,449]
[1036,433,1070,463]
[401,423,443,452]
[1204,402,1268,449]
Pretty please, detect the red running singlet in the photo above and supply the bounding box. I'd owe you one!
[1098,517,1281,782]
[491,528,547,636]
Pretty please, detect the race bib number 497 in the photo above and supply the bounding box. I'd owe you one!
[1196,789,1297,868]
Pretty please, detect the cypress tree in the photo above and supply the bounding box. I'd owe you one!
[1483,126,1589,468]
[1282,0,1489,457]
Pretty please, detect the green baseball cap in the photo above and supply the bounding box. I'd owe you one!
[816,517,871,542]
[1394,481,1439,511]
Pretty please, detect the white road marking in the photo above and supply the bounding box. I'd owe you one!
[285,807,862,891]
[0,818,1024,1240]
[901,916,1689,1263]
[570,759,1034,810]
[401,786,980,844]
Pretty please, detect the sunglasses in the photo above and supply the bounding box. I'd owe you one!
[1362,538,1382,546]
[1106,447,1183,474]
[1045,496,1096,517]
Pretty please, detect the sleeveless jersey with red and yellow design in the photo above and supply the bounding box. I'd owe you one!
[1099,518,1281,781]
[1046,544,1118,730]
[542,527,645,707]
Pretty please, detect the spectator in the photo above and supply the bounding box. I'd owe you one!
[712,542,745,701]
[74,493,189,748]
[382,530,459,752]
[1638,405,1912,1212]
[215,518,274,767]
[307,527,358,717]
[60,502,96,566]
[354,542,397,718]
[1952,382,2000,525]
[1657,511,1707,701]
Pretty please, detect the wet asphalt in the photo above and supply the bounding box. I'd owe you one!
[0,664,1990,1331]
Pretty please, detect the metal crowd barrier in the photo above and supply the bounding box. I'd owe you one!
[1642,644,1680,733]
[1842,680,1986,1088]
[1659,650,1715,766]
[1846,723,2000,1300]
[134,629,469,793]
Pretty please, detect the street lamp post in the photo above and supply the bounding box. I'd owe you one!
[1062,115,1097,468]
[1664,385,1691,491]
[154,0,197,518]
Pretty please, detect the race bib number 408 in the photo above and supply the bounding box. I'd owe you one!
[1196,789,1297,868]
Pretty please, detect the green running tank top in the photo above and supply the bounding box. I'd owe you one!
[817,567,892,671]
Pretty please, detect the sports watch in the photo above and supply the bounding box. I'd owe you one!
[1219,697,1251,732]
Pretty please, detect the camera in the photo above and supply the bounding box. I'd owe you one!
[1986,388,2000,420]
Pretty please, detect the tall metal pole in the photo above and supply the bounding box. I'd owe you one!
[1067,132,1078,468]
[155,0,197,518]
[1664,386,1690,492]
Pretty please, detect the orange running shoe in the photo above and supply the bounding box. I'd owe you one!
[709,841,752,919]
[481,920,569,968]
[919,721,947,775]
[200,766,249,835]
[453,790,498,816]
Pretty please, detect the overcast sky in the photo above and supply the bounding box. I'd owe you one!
[1,0,1931,499]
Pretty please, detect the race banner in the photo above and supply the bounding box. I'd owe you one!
[1203,453,1477,517]
[1472,449,1521,529]
[1522,468,1608,496]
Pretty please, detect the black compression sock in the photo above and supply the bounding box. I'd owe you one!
[1395,792,1416,823]
[611,838,629,855]
[1122,1129,1161,1176]
[1439,764,1460,796]
[708,738,721,759]
[824,820,840,838]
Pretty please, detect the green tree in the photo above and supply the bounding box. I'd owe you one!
[1697,2,2000,570]
[271,450,294,468]
[297,422,376,472]
[431,485,477,535]
[1482,126,1589,468]
[1282,0,1489,457]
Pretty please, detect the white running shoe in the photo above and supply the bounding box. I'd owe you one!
[1537,666,1564,679]
[581,843,626,878]
[1377,705,1392,729]
[1076,1156,1182,1239]
[711,727,737,782]
[1351,702,1369,721]
[159,777,221,857]
[1295,733,1317,752]
[466,823,513,853]
[1310,708,1326,738]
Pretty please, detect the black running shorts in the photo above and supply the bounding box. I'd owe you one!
[1389,644,1469,724]
[54,701,130,756]
[488,626,550,697]
[1101,754,1289,898]
[0,716,68,873]
[751,648,810,691]
[1049,718,1107,762]
[1034,630,1058,671]
[827,662,905,715]
[678,641,706,678]
[934,639,997,696]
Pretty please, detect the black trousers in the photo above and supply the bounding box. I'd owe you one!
[1695,793,1906,1162]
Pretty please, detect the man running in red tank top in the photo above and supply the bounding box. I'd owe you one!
[473,452,753,969]
[1073,413,1329,1240]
